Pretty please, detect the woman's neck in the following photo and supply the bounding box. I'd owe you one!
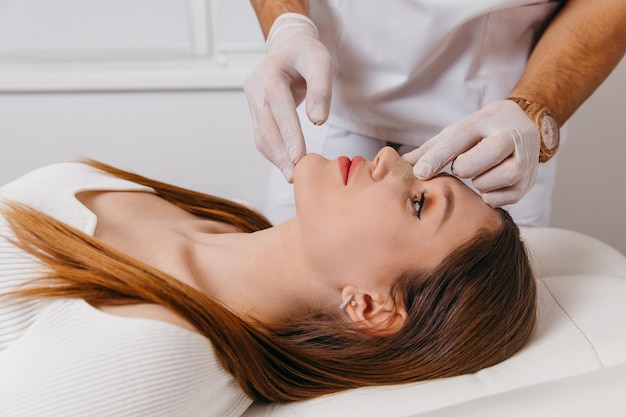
[187,219,338,324]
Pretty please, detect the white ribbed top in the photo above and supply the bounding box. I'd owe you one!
[0,163,252,416]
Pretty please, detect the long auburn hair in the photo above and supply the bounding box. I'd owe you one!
[2,160,536,402]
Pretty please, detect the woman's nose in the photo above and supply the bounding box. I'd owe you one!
[371,146,401,181]
[391,157,417,186]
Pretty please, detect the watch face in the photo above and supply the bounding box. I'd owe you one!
[540,112,560,150]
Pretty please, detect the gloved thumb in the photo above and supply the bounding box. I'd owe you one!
[304,62,333,125]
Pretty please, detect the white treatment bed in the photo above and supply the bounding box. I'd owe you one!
[242,227,626,417]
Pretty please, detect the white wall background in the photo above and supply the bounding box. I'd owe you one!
[0,0,270,208]
[0,0,624,254]
[551,55,626,254]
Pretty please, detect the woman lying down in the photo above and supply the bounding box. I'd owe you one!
[0,147,535,416]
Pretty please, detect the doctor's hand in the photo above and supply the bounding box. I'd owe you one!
[403,100,540,207]
[244,13,334,182]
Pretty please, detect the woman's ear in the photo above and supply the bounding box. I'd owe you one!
[340,287,407,336]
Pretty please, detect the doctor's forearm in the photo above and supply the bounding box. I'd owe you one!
[508,0,626,125]
[250,0,310,38]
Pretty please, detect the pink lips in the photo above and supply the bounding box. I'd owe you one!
[338,156,351,185]
[338,156,364,185]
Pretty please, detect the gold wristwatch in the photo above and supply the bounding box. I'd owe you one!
[508,97,560,163]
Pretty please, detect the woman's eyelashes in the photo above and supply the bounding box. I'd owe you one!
[411,190,427,219]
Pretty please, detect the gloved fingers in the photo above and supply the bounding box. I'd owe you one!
[475,162,531,207]
[471,129,539,207]
[252,104,298,183]
[248,79,305,183]
[471,155,526,194]
[302,52,334,125]
[262,75,307,164]
[451,131,515,179]
[479,184,527,208]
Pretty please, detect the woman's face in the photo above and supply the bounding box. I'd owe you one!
[293,146,500,291]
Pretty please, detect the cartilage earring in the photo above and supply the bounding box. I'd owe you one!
[339,293,355,311]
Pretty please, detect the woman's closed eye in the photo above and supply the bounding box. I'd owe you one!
[411,190,427,219]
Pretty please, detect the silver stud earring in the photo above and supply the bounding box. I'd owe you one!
[339,293,355,311]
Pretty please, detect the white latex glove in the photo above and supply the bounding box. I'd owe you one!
[243,13,334,182]
[403,100,540,207]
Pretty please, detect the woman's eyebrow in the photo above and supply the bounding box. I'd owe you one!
[438,185,454,230]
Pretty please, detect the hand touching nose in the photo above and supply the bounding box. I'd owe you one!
[402,100,540,207]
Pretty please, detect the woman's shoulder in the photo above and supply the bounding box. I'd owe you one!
[0,161,154,233]
[1,162,94,189]
[0,161,150,197]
